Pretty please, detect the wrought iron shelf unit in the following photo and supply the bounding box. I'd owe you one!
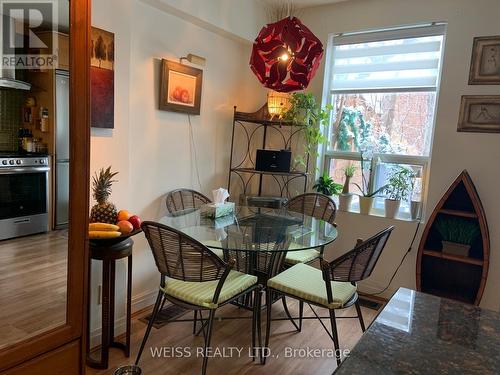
[227,104,309,199]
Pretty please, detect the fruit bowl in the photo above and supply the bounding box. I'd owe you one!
[89,228,142,247]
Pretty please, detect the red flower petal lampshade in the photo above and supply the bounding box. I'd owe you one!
[250,16,324,93]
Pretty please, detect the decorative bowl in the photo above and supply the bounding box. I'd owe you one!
[89,228,142,247]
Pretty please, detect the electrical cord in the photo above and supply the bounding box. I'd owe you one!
[364,219,422,296]
[187,114,203,191]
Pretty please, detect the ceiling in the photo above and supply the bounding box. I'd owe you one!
[262,0,351,9]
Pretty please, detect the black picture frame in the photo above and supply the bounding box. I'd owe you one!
[159,59,203,115]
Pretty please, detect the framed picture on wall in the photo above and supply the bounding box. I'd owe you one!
[90,27,115,128]
[159,60,203,115]
[469,36,500,85]
[458,95,500,133]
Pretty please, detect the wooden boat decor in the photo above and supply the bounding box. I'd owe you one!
[416,170,489,305]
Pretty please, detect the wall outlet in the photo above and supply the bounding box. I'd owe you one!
[97,285,102,305]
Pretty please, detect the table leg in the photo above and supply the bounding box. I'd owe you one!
[126,254,132,356]
[109,260,116,344]
[100,258,112,369]
[86,258,93,366]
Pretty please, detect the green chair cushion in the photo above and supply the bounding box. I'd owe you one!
[161,270,258,309]
[267,263,357,309]
[201,240,224,259]
[285,246,320,265]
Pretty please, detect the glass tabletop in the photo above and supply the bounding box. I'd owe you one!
[158,205,338,252]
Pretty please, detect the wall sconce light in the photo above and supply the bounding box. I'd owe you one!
[180,53,206,66]
[267,90,291,119]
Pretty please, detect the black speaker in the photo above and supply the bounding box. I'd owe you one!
[255,149,291,173]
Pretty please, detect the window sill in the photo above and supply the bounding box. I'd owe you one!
[332,196,423,223]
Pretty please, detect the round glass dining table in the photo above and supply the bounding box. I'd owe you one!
[158,205,338,254]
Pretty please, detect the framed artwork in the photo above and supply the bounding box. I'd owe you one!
[458,95,500,133]
[469,36,500,85]
[159,59,203,115]
[90,27,115,128]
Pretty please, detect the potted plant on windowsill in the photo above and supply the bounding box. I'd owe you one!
[383,166,416,219]
[313,172,343,197]
[339,164,356,211]
[353,151,386,215]
[435,217,480,257]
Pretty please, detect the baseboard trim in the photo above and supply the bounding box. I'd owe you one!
[90,288,159,349]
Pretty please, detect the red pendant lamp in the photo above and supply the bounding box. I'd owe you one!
[250,16,324,93]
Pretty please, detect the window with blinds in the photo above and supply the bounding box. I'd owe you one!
[321,24,446,219]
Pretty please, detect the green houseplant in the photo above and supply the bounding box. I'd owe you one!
[383,166,416,218]
[339,164,356,211]
[282,92,331,170]
[313,173,343,196]
[353,152,386,215]
[435,217,480,257]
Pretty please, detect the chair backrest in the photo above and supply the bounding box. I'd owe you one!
[165,188,211,213]
[142,221,226,282]
[285,193,337,225]
[222,227,290,279]
[321,226,394,284]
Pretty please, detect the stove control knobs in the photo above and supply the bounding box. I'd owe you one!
[9,160,14,165]
[16,160,21,165]
[39,159,45,165]
[1,160,6,165]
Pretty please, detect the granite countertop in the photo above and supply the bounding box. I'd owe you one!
[335,288,500,374]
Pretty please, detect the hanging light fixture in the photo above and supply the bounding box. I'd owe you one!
[267,90,291,118]
[250,16,324,93]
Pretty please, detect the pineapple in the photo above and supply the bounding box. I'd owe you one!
[90,166,118,224]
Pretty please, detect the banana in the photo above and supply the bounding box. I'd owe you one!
[88,231,121,239]
[89,223,120,232]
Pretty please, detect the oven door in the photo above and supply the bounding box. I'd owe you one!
[0,167,49,220]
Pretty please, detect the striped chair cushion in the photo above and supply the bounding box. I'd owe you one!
[201,240,224,259]
[267,263,357,309]
[285,249,320,265]
[162,270,258,309]
[284,242,320,265]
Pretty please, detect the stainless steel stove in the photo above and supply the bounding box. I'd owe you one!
[0,154,50,240]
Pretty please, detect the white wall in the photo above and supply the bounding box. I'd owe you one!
[89,0,265,343]
[139,0,268,43]
[301,0,500,311]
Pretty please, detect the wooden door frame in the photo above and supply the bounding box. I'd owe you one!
[0,0,91,372]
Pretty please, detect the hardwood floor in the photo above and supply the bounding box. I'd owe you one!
[87,300,378,375]
[0,231,68,350]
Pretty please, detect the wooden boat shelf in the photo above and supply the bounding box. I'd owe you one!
[422,249,484,266]
[416,170,489,306]
[438,208,478,218]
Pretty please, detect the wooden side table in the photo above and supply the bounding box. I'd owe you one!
[87,238,133,369]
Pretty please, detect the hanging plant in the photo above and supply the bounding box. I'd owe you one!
[282,92,331,168]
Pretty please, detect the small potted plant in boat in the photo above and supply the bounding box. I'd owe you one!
[383,166,416,219]
[338,164,355,211]
[313,172,343,197]
[435,217,480,257]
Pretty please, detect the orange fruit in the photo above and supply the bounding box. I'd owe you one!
[117,210,132,222]
[117,220,133,234]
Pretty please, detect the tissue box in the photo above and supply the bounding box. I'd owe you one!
[201,202,235,219]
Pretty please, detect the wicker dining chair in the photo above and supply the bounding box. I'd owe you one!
[165,188,214,334]
[265,226,394,366]
[283,193,337,266]
[165,188,211,213]
[136,221,262,375]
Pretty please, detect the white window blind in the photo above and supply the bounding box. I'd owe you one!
[331,25,445,93]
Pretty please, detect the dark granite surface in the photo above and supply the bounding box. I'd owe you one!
[335,288,500,375]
